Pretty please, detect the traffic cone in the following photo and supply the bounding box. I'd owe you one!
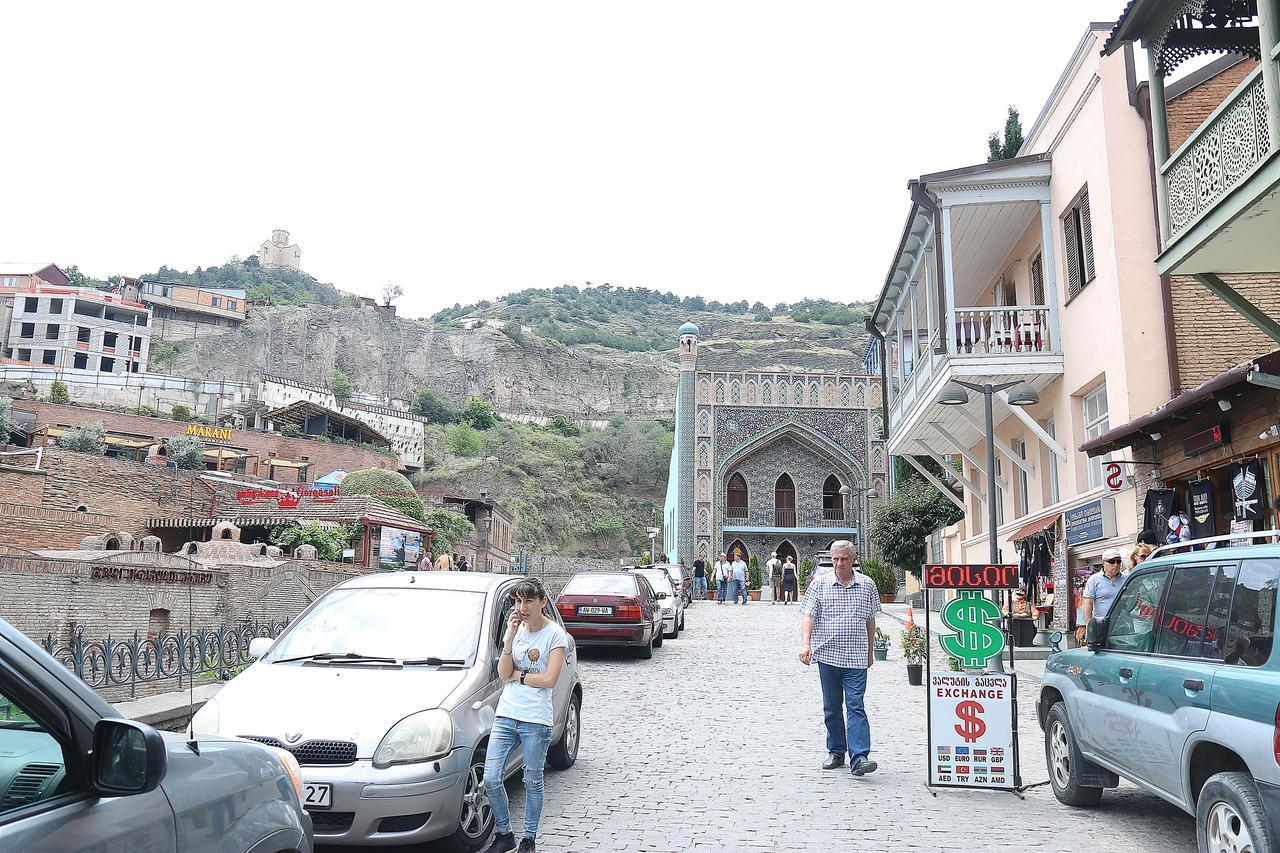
[905,606,916,628]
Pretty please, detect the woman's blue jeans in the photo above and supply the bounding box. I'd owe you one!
[483,716,552,839]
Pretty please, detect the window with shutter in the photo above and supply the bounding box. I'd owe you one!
[1064,212,1081,298]
[1031,255,1045,305]
[1079,193,1096,283]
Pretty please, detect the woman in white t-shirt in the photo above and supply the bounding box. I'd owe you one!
[483,578,568,853]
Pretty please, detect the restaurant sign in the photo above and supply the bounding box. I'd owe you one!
[186,423,233,444]
[235,486,337,508]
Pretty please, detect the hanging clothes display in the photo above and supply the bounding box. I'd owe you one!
[1017,534,1052,591]
[1229,459,1265,521]
[1144,488,1177,536]
[1187,479,1215,540]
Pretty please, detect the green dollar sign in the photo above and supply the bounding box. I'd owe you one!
[940,592,1005,669]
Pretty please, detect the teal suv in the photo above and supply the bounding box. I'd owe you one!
[1039,544,1279,853]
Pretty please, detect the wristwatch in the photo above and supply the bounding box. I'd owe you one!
[519,670,528,685]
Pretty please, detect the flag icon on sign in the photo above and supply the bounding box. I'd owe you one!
[990,766,1005,774]
[956,747,969,756]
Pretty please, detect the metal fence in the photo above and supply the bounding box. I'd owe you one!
[35,620,290,700]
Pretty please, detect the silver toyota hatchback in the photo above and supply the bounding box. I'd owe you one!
[191,571,583,850]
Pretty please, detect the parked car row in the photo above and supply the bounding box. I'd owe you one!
[556,564,691,659]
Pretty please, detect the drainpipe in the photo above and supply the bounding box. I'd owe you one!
[1136,80,1182,396]
[865,317,891,443]
[909,181,947,355]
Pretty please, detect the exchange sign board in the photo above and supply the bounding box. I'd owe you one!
[922,564,1020,792]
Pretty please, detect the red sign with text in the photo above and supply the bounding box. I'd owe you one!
[923,564,1019,590]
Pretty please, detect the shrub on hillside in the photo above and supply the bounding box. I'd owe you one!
[49,381,71,405]
[411,388,458,424]
[57,421,106,455]
[446,424,482,457]
[170,404,193,421]
[329,369,354,401]
[0,396,18,442]
[461,397,497,430]
[339,468,425,521]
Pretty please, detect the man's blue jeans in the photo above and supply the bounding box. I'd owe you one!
[717,580,727,602]
[693,576,707,599]
[817,662,871,762]
[726,579,744,603]
[483,716,552,839]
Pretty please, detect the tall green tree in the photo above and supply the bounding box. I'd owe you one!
[869,473,963,579]
[329,369,354,401]
[987,106,1024,162]
[424,509,475,557]
[461,397,498,430]
[166,435,207,469]
[411,388,458,424]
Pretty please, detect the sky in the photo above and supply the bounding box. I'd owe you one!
[4,1,1135,318]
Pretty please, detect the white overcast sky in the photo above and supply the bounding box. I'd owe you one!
[5,1,1134,318]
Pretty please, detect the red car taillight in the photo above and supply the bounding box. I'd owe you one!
[616,605,642,620]
[556,602,575,619]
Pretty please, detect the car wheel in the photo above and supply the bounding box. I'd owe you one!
[679,612,686,631]
[440,749,493,853]
[653,624,665,647]
[635,633,654,659]
[1197,771,1273,853]
[547,692,580,770]
[1045,703,1103,807]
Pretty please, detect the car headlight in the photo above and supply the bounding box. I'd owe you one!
[270,747,305,805]
[190,698,220,736]
[373,709,453,768]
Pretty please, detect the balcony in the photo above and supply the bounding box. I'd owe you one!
[722,504,861,539]
[774,508,796,528]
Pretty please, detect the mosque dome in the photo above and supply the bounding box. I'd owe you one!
[678,322,700,336]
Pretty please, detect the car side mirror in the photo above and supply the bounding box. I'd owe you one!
[655,592,668,600]
[248,637,273,659]
[93,718,167,796]
[1049,631,1063,653]
[1085,618,1108,650]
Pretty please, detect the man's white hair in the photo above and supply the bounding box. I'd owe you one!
[830,540,856,558]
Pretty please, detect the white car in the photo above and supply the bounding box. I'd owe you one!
[630,567,684,639]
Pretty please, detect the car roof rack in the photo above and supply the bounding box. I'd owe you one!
[1148,529,1280,559]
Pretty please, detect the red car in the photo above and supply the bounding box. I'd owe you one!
[556,571,663,659]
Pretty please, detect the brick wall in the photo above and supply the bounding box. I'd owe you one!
[0,503,120,550]
[16,400,401,481]
[1165,59,1279,389]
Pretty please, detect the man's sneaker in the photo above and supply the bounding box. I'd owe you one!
[518,838,536,853]
[485,832,517,853]
[821,753,844,770]
[850,757,878,776]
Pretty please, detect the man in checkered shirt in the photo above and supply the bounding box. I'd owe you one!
[798,540,880,776]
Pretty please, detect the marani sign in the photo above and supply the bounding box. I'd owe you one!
[186,423,233,444]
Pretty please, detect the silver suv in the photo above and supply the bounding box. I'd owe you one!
[0,616,312,853]
[1038,539,1280,852]
[194,571,583,850]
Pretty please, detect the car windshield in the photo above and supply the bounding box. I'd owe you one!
[267,587,485,665]
[562,574,636,596]
[636,571,673,594]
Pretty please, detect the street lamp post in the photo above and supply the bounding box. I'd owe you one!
[646,527,658,564]
[839,484,879,555]
[938,378,1039,673]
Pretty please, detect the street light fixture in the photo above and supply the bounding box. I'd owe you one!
[646,526,659,564]
[936,377,1040,673]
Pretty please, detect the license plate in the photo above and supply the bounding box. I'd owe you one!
[303,782,332,810]
[577,605,613,615]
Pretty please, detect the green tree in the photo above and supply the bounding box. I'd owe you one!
[48,380,70,405]
[166,435,207,470]
[150,343,178,372]
[869,476,963,579]
[424,508,475,557]
[339,468,425,521]
[329,369,354,401]
[411,388,458,424]
[748,554,762,591]
[987,105,1024,162]
[57,421,106,455]
[0,396,18,443]
[269,522,361,561]
[501,319,525,344]
[546,415,580,437]
[170,404,192,421]
[446,423,482,457]
[461,396,497,430]
[279,422,302,438]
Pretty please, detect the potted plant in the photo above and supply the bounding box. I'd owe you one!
[900,624,927,686]
[706,577,718,600]
[873,627,890,661]
[747,555,762,601]
[862,558,897,604]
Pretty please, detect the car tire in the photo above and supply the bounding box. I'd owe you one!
[1196,771,1273,853]
[440,748,494,853]
[1044,703,1103,807]
[653,625,664,648]
[635,633,654,659]
[679,612,686,631]
[547,692,580,770]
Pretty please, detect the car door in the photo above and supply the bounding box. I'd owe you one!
[1129,560,1229,799]
[544,603,575,735]
[0,657,177,853]
[489,584,527,777]
[1070,568,1170,774]
[636,576,659,639]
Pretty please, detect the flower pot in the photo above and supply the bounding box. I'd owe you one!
[879,594,895,604]
[748,590,761,601]
[873,647,889,662]
[906,663,923,686]
[706,590,717,600]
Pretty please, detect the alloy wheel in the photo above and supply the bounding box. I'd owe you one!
[459,762,491,839]
[565,700,580,760]
[1205,800,1254,853]
[1049,720,1071,789]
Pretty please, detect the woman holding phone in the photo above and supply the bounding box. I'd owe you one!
[483,578,568,853]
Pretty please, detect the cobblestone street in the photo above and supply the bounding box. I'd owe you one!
[493,599,1196,853]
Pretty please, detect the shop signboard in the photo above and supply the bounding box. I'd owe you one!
[1103,461,1127,492]
[186,423,233,444]
[923,565,1020,792]
[928,672,1015,789]
[1064,498,1116,546]
[235,486,336,508]
[379,526,423,570]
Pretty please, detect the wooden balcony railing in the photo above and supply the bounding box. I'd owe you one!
[774,508,796,528]
[726,505,748,520]
[955,306,1052,355]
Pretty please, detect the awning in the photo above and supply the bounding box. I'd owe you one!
[1008,513,1060,542]
[263,458,308,469]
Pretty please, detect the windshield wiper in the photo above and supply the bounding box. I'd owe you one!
[273,652,398,664]
[402,656,467,667]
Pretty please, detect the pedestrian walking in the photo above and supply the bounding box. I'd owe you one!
[781,556,798,604]
[435,551,453,571]
[692,556,707,601]
[766,552,782,604]
[798,540,880,777]
[1076,547,1126,644]
[714,553,731,604]
[484,577,568,853]
[457,555,470,572]
[730,554,748,604]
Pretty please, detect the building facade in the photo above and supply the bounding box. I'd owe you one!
[2,280,151,374]
[256,229,302,270]
[663,322,883,568]
[124,278,248,328]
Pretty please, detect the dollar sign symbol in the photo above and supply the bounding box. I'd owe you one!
[940,592,1005,668]
[954,700,987,743]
